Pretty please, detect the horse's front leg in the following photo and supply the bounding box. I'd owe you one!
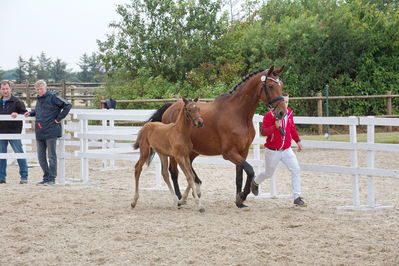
[223,152,254,208]
[240,160,254,202]
[236,165,244,195]
[159,154,178,207]
[177,157,205,213]
[190,153,202,198]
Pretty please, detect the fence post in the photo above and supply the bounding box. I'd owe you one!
[61,79,66,99]
[386,91,392,132]
[99,96,105,109]
[349,118,360,207]
[317,92,323,134]
[366,117,375,207]
[58,121,66,185]
[80,118,89,183]
[25,80,31,108]
[71,84,75,106]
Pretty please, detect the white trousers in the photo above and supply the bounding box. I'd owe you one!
[254,147,302,198]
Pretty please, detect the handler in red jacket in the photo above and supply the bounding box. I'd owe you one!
[251,92,307,207]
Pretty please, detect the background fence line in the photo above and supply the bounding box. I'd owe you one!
[1,110,398,210]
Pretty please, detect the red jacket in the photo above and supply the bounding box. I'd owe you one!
[261,107,300,150]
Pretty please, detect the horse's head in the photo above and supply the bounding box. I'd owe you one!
[183,97,204,128]
[259,66,287,120]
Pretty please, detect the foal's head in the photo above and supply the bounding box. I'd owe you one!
[182,98,204,128]
[259,66,287,120]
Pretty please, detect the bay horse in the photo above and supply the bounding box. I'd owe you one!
[147,66,286,208]
[131,98,205,212]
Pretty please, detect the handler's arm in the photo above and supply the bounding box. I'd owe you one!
[261,112,277,136]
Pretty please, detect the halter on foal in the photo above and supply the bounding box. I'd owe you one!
[148,66,286,208]
[131,98,205,212]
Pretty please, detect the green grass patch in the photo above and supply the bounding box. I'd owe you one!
[301,132,399,144]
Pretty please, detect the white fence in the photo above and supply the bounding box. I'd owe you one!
[255,115,399,210]
[1,110,398,209]
[0,115,71,184]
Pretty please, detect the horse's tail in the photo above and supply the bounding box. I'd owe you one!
[147,103,173,122]
[147,148,155,166]
[133,126,155,166]
[133,127,143,150]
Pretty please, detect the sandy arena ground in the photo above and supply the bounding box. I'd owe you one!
[1,148,399,265]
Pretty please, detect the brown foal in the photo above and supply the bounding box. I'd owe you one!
[131,98,205,212]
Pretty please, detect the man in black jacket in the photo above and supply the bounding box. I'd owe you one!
[24,80,72,185]
[0,81,29,184]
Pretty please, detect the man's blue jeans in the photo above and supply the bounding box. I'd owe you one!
[0,139,29,181]
[36,138,57,182]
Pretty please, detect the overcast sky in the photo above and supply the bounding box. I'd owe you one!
[0,0,130,71]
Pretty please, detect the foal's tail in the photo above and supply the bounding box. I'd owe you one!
[147,148,155,166]
[147,102,173,122]
[133,127,156,166]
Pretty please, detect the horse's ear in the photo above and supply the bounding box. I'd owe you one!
[194,98,199,102]
[267,66,274,75]
[182,97,189,105]
[274,66,285,75]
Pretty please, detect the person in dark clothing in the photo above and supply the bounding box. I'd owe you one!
[0,81,29,184]
[24,80,72,185]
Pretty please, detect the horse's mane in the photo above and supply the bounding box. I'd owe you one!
[228,69,266,94]
[214,69,265,101]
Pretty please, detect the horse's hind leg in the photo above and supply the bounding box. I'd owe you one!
[131,159,145,208]
[131,147,149,208]
[159,154,178,207]
[178,157,204,213]
[169,157,183,200]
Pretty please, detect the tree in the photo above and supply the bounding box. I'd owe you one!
[0,67,4,80]
[25,57,37,83]
[36,52,52,80]
[77,52,105,82]
[98,0,226,82]
[51,58,68,82]
[15,56,27,83]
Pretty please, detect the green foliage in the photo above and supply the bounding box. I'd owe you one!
[77,53,105,82]
[98,0,226,82]
[98,0,399,116]
[8,52,104,83]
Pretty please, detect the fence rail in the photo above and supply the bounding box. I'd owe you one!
[0,110,398,209]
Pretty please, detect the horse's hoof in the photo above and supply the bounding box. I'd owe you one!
[192,191,202,198]
[178,200,187,206]
[235,202,248,208]
[199,208,205,213]
[235,192,249,208]
[131,202,136,209]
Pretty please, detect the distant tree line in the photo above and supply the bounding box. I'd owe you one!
[1,52,105,84]
[97,0,399,116]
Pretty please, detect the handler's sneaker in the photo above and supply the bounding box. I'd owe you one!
[294,197,307,207]
[0,179,5,184]
[36,180,55,185]
[251,180,259,196]
[19,180,28,184]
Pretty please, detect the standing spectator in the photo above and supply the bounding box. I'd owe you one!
[0,81,29,184]
[251,92,307,207]
[24,80,72,185]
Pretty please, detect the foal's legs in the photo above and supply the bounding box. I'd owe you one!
[131,156,147,208]
[170,154,202,200]
[177,157,204,213]
[159,154,178,207]
[169,157,182,199]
